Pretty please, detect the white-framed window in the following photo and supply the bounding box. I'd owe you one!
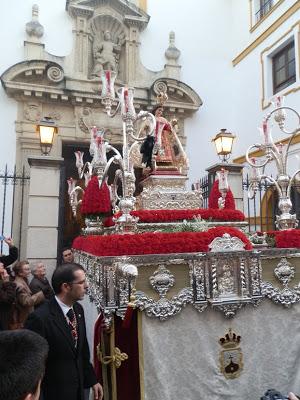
[260,23,300,108]
[272,41,296,94]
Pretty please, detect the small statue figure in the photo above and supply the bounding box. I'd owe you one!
[91,31,121,78]
[218,265,235,295]
[139,104,187,172]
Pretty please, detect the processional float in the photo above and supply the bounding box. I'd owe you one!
[67,72,300,400]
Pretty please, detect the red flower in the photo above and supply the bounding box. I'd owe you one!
[113,208,245,223]
[103,216,115,227]
[208,180,236,210]
[80,176,111,215]
[266,229,300,248]
[72,227,252,257]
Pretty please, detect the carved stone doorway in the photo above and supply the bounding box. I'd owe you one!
[59,142,123,255]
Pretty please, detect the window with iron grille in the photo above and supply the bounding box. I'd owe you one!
[255,0,274,22]
[272,41,296,94]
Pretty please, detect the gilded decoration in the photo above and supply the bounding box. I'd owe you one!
[219,328,243,379]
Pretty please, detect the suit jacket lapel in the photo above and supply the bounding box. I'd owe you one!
[49,298,76,354]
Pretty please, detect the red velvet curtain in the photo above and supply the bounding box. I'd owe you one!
[115,310,141,400]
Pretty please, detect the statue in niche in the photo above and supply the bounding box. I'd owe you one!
[90,30,122,78]
[218,264,235,296]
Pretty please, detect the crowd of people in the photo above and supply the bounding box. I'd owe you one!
[0,240,103,400]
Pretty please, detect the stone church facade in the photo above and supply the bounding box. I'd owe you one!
[1,0,201,269]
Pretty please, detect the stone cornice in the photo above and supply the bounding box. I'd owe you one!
[124,15,149,31]
[150,78,203,113]
[1,62,202,116]
[28,155,64,168]
[67,4,94,18]
[66,0,150,30]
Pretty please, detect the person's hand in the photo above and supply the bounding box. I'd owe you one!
[2,269,9,282]
[0,262,4,276]
[4,237,13,247]
[92,383,103,400]
[288,393,299,400]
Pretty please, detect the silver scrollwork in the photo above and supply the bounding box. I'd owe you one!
[149,265,175,297]
[262,258,300,307]
[209,233,246,252]
[135,288,194,320]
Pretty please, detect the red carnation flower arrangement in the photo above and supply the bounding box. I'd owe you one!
[73,226,252,257]
[111,208,245,224]
[80,176,111,217]
[266,229,300,249]
[208,180,236,210]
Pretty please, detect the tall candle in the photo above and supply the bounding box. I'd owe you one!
[262,120,270,145]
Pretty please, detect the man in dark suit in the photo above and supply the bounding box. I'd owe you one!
[25,263,103,400]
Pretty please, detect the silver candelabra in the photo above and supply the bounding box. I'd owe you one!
[99,70,156,233]
[246,96,300,230]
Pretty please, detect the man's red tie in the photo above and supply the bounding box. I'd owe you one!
[67,308,78,347]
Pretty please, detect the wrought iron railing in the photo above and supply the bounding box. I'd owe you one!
[0,165,30,257]
[255,0,274,23]
[198,173,300,233]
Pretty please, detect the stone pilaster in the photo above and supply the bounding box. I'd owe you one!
[26,156,64,277]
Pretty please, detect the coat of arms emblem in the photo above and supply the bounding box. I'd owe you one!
[219,328,243,379]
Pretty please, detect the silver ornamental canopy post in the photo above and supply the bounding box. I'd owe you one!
[246,96,300,230]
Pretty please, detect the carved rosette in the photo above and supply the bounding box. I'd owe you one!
[153,81,168,97]
[47,65,64,83]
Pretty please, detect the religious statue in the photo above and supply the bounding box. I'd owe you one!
[91,30,121,78]
[139,103,187,172]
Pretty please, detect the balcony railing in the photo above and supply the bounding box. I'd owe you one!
[255,0,274,23]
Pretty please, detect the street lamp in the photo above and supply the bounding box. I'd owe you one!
[212,128,236,162]
[36,117,58,155]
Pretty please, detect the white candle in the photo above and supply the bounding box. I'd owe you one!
[217,168,229,190]
[262,120,270,145]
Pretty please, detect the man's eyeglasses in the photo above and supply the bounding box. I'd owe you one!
[70,279,86,285]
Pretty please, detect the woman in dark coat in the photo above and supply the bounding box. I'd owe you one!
[30,262,54,304]
[0,264,17,330]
